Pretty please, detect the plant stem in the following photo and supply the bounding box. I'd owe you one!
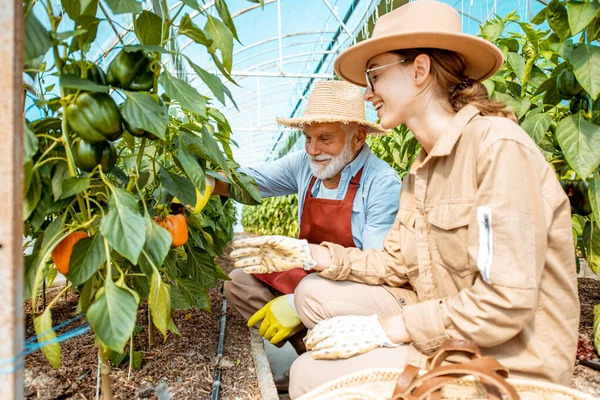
[148,307,155,347]
[126,137,147,192]
[99,1,125,46]
[98,347,113,400]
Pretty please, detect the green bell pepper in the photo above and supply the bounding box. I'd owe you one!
[74,140,117,173]
[106,49,154,91]
[65,92,123,143]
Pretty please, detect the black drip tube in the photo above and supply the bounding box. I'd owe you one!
[210,285,228,400]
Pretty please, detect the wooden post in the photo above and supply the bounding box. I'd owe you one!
[0,0,24,398]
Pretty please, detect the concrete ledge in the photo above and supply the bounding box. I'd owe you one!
[249,328,279,400]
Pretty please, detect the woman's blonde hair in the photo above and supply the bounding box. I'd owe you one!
[394,49,516,122]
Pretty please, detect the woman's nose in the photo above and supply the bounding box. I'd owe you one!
[364,86,374,102]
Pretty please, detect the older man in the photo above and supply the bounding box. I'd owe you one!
[214,81,401,362]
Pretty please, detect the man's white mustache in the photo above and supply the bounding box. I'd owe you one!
[310,155,333,162]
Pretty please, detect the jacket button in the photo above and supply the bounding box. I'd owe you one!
[399,298,406,306]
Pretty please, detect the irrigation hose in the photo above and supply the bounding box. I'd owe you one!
[210,284,228,400]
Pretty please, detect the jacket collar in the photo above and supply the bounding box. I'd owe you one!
[410,105,481,173]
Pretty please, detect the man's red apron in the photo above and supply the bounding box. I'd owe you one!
[253,169,363,294]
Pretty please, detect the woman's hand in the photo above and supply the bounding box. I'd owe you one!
[379,314,412,344]
[305,315,400,360]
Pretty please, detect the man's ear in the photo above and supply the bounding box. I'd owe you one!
[355,125,367,150]
[412,54,431,87]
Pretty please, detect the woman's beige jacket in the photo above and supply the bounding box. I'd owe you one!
[319,105,579,385]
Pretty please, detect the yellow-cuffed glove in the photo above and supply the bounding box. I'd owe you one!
[248,294,302,345]
[305,315,399,360]
[229,235,317,274]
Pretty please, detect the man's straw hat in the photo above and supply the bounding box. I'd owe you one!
[276,81,387,135]
[334,0,504,87]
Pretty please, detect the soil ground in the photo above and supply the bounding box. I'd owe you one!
[23,244,600,399]
[24,245,260,400]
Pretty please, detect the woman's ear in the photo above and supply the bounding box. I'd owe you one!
[412,54,431,87]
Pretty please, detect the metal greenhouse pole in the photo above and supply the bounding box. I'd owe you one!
[0,0,24,398]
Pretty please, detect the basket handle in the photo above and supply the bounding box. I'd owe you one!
[392,339,517,400]
[429,338,482,368]
[391,363,519,400]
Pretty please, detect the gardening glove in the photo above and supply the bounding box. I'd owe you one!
[229,235,317,274]
[248,294,302,345]
[305,315,399,360]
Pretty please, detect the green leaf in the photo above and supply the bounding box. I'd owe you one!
[567,1,600,36]
[100,187,147,264]
[230,172,262,205]
[121,92,168,140]
[59,177,90,200]
[179,14,212,47]
[149,270,171,338]
[69,16,101,53]
[187,247,217,288]
[59,74,109,93]
[181,0,199,8]
[186,57,234,107]
[103,0,142,14]
[584,221,600,275]
[591,171,600,225]
[177,277,210,311]
[24,123,39,163]
[87,278,138,353]
[109,351,128,367]
[25,13,51,63]
[507,52,525,83]
[170,284,191,310]
[521,113,552,145]
[24,169,42,221]
[569,44,600,100]
[124,44,169,54]
[34,308,61,369]
[215,0,239,42]
[201,127,230,173]
[68,234,106,286]
[159,71,207,117]
[139,217,172,275]
[594,304,600,353]
[204,15,233,72]
[556,112,600,178]
[158,165,196,207]
[216,264,231,281]
[131,351,143,369]
[177,144,206,191]
[481,21,505,42]
[61,0,97,20]
[547,0,571,41]
[134,11,163,46]
[531,7,547,25]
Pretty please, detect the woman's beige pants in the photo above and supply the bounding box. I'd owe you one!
[291,274,425,399]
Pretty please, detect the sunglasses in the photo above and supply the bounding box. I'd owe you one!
[365,59,406,91]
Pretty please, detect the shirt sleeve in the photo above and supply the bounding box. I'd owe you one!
[361,173,402,249]
[403,138,556,354]
[240,150,303,198]
[318,215,410,288]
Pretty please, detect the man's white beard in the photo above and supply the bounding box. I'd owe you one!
[309,140,355,180]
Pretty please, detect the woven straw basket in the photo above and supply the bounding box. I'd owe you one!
[298,340,595,400]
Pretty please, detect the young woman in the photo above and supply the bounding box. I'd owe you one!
[230,1,580,398]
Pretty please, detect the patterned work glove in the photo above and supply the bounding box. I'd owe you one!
[248,294,302,345]
[229,235,317,274]
[305,315,399,360]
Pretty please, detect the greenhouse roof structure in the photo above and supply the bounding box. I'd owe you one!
[32,0,548,168]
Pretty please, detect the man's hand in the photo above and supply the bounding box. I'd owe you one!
[305,315,400,360]
[248,295,302,344]
[229,236,317,274]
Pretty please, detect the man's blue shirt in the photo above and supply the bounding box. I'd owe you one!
[241,145,401,250]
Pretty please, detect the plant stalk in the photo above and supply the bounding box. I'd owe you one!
[98,347,113,400]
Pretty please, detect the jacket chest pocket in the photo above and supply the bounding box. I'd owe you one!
[398,209,418,268]
[428,204,473,277]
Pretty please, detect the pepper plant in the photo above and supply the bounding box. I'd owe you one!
[242,194,299,237]
[23,0,258,396]
[478,0,600,352]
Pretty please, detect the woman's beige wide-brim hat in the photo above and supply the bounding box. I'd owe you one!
[334,0,504,87]
[276,81,387,135]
